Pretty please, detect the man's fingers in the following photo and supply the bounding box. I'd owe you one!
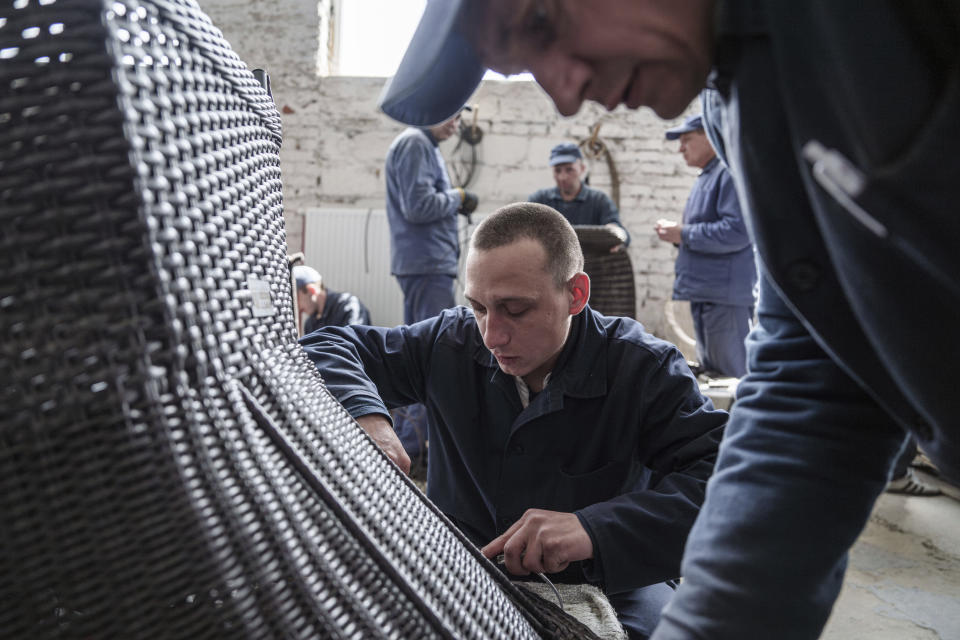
[501,533,529,575]
[480,533,506,559]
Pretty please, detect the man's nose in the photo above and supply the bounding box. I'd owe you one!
[483,313,509,349]
[528,52,591,117]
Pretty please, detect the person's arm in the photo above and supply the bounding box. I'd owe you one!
[298,314,447,469]
[651,276,905,639]
[680,172,750,253]
[574,352,726,594]
[392,136,461,224]
[338,293,370,326]
[595,191,631,248]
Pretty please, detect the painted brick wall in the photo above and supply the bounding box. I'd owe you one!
[201,0,703,338]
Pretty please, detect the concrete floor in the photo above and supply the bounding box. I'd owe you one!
[821,471,960,640]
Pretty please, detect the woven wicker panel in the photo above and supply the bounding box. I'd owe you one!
[0,2,598,638]
[574,226,636,319]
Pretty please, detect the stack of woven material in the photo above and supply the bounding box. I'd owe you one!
[575,226,637,319]
[0,1,598,638]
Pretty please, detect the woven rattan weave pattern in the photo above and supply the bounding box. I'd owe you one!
[574,226,637,319]
[0,1,600,638]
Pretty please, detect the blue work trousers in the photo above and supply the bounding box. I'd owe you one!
[393,273,456,459]
[690,301,753,378]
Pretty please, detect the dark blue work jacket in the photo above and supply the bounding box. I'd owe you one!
[301,305,725,594]
[529,185,631,246]
[653,2,960,639]
[674,157,756,306]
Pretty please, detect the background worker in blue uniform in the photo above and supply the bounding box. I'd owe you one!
[374,2,960,638]
[384,110,478,462]
[301,203,726,639]
[529,142,629,252]
[293,266,371,336]
[654,115,756,378]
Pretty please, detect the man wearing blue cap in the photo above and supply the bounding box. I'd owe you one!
[376,1,959,639]
[529,142,629,251]
[655,115,755,378]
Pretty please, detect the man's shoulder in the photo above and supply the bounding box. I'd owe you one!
[529,186,560,203]
[388,127,430,154]
[581,185,615,206]
[590,309,682,366]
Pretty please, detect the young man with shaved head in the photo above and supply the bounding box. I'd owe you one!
[376,1,960,638]
[302,203,725,638]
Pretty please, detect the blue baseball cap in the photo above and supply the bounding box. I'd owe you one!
[549,142,583,166]
[378,0,486,127]
[665,114,704,140]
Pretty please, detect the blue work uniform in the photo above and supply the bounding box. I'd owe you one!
[673,157,756,377]
[301,305,726,638]
[385,126,462,323]
[652,3,960,639]
[385,127,462,458]
[302,289,371,335]
[529,185,631,246]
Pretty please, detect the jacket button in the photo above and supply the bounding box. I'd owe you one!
[785,260,821,292]
[512,444,525,455]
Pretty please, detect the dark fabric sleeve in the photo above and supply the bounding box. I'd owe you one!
[299,313,446,420]
[596,191,631,246]
[651,276,905,639]
[576,350,726,594]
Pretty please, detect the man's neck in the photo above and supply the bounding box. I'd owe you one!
[560,183,582,202]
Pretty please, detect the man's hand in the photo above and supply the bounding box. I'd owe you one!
[654,219,683,245]
[481,509,593,575]
[457,188,479,216]
[605,223,627,252]
[356,414,411,474]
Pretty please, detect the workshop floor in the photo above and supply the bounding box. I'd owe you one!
[821,471,960,640]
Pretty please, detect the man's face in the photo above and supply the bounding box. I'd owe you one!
[552,160,584,199]
[429,113,461,141]
[297,287,316,315]
[464,238,574,384]
[467,0,713,118]
[679,130,715,168]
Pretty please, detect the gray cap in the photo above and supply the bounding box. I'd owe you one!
[378,0,486,126]
[293,265,322,290]
[549,142,583,166]
[665,114,704,140]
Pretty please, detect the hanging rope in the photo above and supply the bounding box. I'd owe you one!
[450,104,483,189]
[578,121,621,211]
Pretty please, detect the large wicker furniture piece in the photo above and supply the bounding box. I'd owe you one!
[574,226,637,319]
[0,1,598,638]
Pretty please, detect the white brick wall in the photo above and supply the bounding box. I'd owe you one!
[200,0,703,338]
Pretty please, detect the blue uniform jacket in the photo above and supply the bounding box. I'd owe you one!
[300,305,726,595]
[653,3,960,639]
[529,185,631,246]
[385,127,461,276]
[674,157,755,306]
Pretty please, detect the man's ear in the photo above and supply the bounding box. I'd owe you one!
[568,272,590,315]
[305,283,319,296]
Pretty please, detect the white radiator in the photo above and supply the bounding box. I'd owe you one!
[302,208,405,328]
